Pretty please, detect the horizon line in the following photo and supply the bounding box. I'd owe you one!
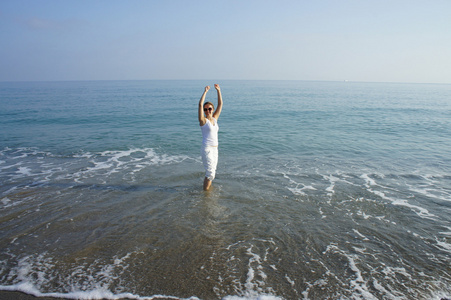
[1,79,450,85]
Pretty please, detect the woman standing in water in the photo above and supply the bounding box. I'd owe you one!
[198,84,223,191]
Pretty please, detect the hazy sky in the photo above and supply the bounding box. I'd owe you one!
[1,0,450,83]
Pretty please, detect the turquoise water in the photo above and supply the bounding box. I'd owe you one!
[0,80,450,299]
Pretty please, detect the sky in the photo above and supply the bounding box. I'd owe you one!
[1,0,450,83]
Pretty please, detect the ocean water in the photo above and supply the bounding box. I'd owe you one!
[0,80,450,300]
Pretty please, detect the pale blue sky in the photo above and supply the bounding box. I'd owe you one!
[1,0,450,83]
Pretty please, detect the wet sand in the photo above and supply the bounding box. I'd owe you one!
[0,291,180,300]
[0,291,61,300]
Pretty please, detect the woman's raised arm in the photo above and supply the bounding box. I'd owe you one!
[198,86,210,125]
[213,84,223,120]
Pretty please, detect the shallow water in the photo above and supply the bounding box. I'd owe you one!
[0,80,450,299]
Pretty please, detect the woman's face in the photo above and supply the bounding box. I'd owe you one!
[204,105,214,116]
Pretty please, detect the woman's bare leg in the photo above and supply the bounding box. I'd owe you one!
[203,177,212,191]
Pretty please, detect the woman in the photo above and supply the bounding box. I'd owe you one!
[198,84,223,191]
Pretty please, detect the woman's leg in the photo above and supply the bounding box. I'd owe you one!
[201,147,218,191]
[203,177,212,191]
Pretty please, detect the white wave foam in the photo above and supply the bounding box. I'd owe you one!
[221,240,282,300]
[371,279,399,300]
[410,185,451,203]
[287,184,316,196]
[223,295,282,300]
[71,148,190,181]
[1,251,200,300]
[389,197,436,219]
[361,174,437,220]
[0,147,192,184]
[16,166,33,176]
[0,284,200,300]
[435,238,451,253]
[380,266,412,281]
[0,197,24,209]
[324,244,379,299]
[324,174,339,197]
[352,229,369,241]
[360,174,377,188]
[439,226,451,236]
[0,162,22,172]
[1,197,11,206]
[282,172,316,196]
[228,245,281,300]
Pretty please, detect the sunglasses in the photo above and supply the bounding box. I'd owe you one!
[204,107,213,112]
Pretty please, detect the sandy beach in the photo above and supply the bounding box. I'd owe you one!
[0,291,61,300]
[0,291,180,300]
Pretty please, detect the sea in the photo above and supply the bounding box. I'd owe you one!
[0,80,450,300]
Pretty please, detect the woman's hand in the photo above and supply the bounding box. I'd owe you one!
[214,84,220,92]
[205,86,211,93]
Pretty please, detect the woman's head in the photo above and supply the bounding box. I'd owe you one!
[203,102,214,114]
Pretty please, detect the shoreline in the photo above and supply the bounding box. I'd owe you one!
[0,290,190,300]
[2,290,450,300]
[0,291,62,300]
